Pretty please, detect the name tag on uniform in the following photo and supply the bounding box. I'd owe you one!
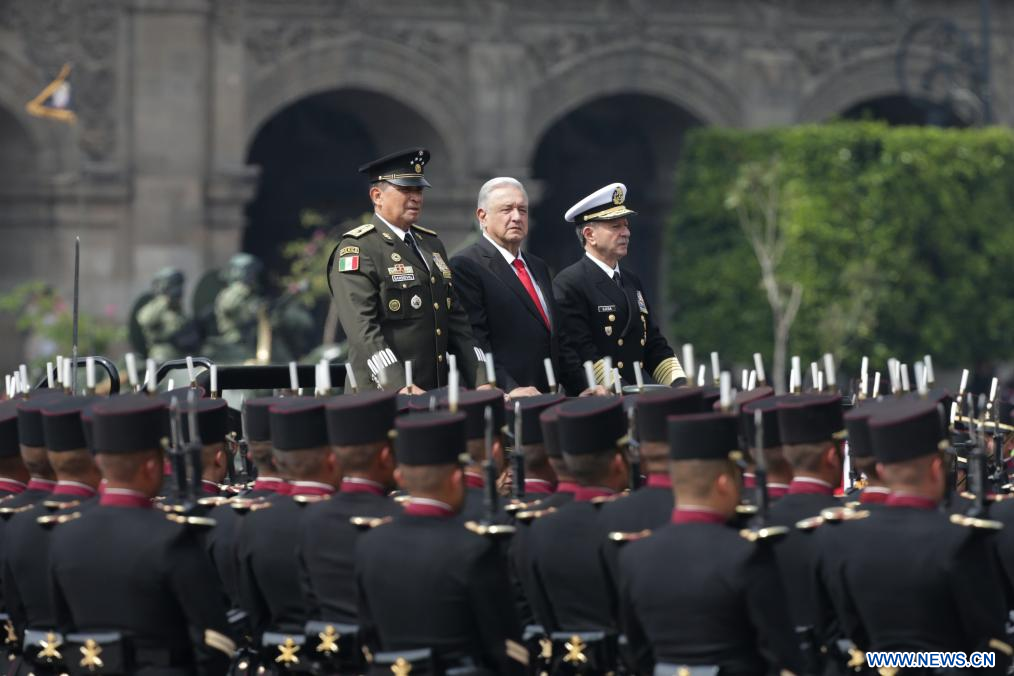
[636,291,648,314]
[432,252,452,279]
[598,305,616,312]
[388,264,415,283]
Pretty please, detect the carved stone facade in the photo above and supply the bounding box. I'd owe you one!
[0,0,1012,365]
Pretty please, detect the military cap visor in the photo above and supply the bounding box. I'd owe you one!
[359,148,431,188]
[564,182,637,223]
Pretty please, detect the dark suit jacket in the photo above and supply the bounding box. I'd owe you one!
[450,237,584,394]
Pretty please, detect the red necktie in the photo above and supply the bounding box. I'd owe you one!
[512,258,551,329]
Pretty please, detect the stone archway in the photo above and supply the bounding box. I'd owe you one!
[527,93,704,311]
[243,87,453,281]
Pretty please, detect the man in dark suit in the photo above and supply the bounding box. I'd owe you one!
[451,178,586,396]
[553,183,687,388]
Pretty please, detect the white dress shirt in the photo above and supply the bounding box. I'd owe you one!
[585,251,621,280]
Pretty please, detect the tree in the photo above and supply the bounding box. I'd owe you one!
[725,157,801,393]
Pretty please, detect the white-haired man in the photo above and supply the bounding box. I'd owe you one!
[450,178,587,396]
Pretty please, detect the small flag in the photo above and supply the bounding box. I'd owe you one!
[26,63,76,123]
[337,255,360,272]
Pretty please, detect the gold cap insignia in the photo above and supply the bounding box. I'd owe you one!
[612,186,624,205]
[276,637,300,665]
[80,639,103,670]
[414,163,422,173]
[39,632,63,660]
[391,657,413,675]
[316,625,339,654]
[563,635,588,665]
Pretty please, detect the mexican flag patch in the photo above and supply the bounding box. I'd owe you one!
[338,255,360,272]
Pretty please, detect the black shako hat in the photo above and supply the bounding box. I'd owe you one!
[326,391,397,446]
[91,395,169,454]
[394,411,466,466]
[539,403,566,459]
[843,398,896,460]
[178,397,229,445]
[269,399,329,451]
[358,148,431,188]
[776,394,845,445]
[439,389,505,440]
[557,397,627,456]
[506,393,567,446]
[635,387,705,443]
[741,394,793,451]
[17,390,69,447]
[0,400,22,458]
[668,412,741,461]
[41,396,98,452]
[242,396,283,443]
[868,399,946,464]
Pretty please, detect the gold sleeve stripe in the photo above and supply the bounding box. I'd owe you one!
[592,359,607,386]
[990,638,1013,656]
[505,639,530,666]
[205,629,237,657]
[652,357,686,385]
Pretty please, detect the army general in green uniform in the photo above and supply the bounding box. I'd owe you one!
[328,148,488,392]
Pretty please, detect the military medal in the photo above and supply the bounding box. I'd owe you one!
[391,253,402,262]
[410,295,422,309]
[605,326,613,336]
[636,290,648,314]
[388,264,415,283]
[388,299,401,312]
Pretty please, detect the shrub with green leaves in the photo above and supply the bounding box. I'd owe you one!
[668,122,1014,375]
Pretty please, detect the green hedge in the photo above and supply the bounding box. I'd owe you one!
[667,121,1014,374]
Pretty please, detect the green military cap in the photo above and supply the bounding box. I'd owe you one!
[358,148,431,188]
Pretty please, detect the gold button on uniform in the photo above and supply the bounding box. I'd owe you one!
[437,355,444,363]
[617,339,624,346]
[640,339,646,346]
[431,276,436,284]
[433,303,439,310]
[436,329,442,336]
[617,361,624,369]
[608,314,616,322]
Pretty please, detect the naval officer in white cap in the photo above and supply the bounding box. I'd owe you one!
[552,183,686,389]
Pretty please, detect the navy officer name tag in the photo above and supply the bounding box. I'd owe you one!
[597,305,616,313]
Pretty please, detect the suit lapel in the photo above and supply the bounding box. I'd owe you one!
[480,237,550,332]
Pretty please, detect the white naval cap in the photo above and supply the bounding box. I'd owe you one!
[564,182,637,223]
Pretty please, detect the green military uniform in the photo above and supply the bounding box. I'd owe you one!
[327,148,487,391]
[136,267,188,362]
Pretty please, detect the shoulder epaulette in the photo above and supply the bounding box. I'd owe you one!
[590,494,618,507]
[43,499,80,511]
[505,499,539,514]
[293,494,330,505]
[342,223,375,239]
[411,224,437,237]
[156,502,187,514]
[795,515,825,531]
[608,529,652,544]
[198,496,231,508]
[735,504,759,515]
[820,506,870,523]
[232,498,271,514]
[0,505,34,520]
[37,511,81,528]
[739,525,790,542]
[950,513,1003,530]
[349,515,393,530]
[464,520,516,538]
[392,494,411,505]
[166,513,217,529]
[515,507,556,523]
